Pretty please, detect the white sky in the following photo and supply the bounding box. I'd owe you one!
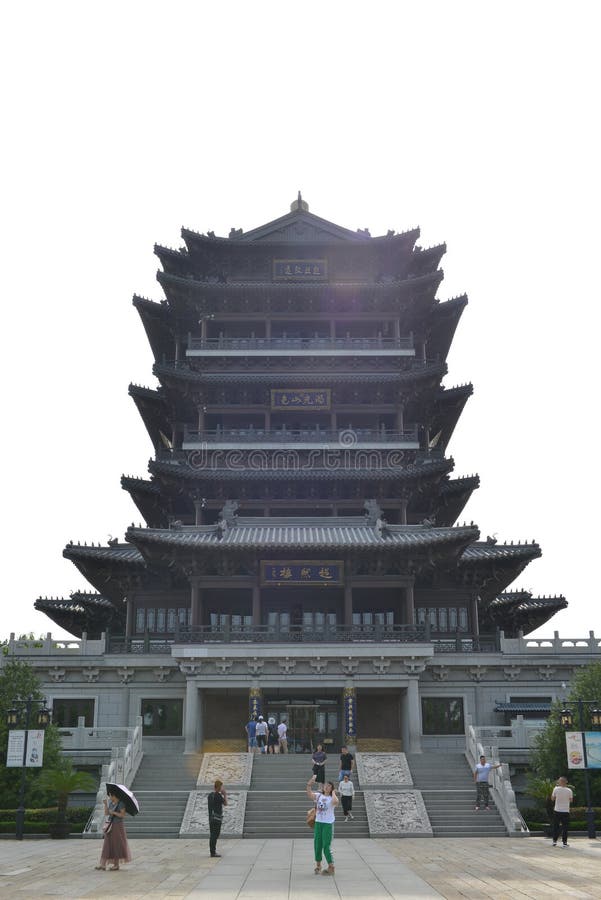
[1,1,599,641]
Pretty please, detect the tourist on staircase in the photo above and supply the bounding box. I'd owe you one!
[311,744,327,786]
[473,754,501,811]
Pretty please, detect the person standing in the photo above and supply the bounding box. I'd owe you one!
[245,715,257,753]
[267,717,279,754]
[337,774,355,821]
[207,779,227,858]
[255,715,268,753]
[277,718,288,753]
[312,744,327,786]
[473,754,502,810]
[551,776,573,847]
[306,774,339,876]
[95,791,132,871]
[338,745,354,781]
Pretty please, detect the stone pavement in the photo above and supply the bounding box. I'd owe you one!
[0,837,600,899]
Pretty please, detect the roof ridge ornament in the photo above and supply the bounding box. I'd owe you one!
[290,190,309,212]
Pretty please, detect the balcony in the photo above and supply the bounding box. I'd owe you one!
[108,623,429,653]
[182,425,420,450]
[186,335,415,357]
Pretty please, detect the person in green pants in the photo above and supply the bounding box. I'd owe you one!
[306,774,339,876]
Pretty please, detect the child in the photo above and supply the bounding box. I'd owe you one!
[338,773,355,821]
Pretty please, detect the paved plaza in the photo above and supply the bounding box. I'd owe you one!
[1,837,600,899]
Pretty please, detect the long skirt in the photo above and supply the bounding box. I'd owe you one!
[100,818,132,866]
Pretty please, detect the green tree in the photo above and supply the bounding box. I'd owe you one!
[0,660,62,807]
[530,661,601,805]
[37,759,97,824]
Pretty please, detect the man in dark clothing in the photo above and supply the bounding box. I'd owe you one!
[207,779,227,857]
[338,746,354,781]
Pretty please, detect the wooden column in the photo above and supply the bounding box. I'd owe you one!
[193,500,203,526]
[399,498,408,525]
[471,593,480,636]
[125,596,134,637]
[344,583,353,627]
[252,584,261,626]
[404,581,415,625]
[190,581,202,629]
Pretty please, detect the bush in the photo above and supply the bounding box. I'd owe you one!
[0,805,93,833]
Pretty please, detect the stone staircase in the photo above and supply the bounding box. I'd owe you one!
[127,751,203,838]
[406,752,507,837]
[243,752,369,838]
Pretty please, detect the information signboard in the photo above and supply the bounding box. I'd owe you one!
[6,729,45,767]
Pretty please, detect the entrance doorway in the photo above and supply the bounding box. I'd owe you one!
[286,705,317,753]
[265,696,340,752]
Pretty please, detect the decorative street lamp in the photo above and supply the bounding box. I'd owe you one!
[560,698,600,840]
[5,697,52,840]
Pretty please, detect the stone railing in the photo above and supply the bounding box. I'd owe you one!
[465,717,528,835]
[58,717,139,750]
[471,717,545,751]
[4,632,106,656]
[500,630,600,653]
[83,716,143,836]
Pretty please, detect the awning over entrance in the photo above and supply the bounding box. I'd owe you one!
[494,702,551,713]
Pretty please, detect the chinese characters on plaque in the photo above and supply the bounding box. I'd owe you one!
[271,389,331,410]
[273,259,327,281]
[260,561,344,586]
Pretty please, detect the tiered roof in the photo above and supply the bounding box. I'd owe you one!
[35,199,564,638]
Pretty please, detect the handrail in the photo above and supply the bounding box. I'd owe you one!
[107,623,430,653]
[465,717,528,834]
[83,716,144,836]
[182,426,419,444]
[188,336,414,351]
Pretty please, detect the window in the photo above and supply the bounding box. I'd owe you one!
[421,697,464,735]
[140,699,184,736]
[415,607,468,633]
[52,698,95,728]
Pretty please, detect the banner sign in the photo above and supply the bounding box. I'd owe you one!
[261,560,344,586]
[584,731,601,769]
[271,389,331,410]
[6,730,45,767]
[343,688,356,741]
[249,688,262,722]
[273,259,327,281]
[566,732,585,769]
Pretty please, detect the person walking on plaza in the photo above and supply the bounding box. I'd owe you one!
[337,773,355,821]
[207,779,227,857]
[277,718,288,753]
[245,715,257,753]
[551,776,573,847]
[473,754,502,810]
[306,774,339,876]
[255,715,268,753]
[338,745,354,781]
[95,790,132,871]
[312,744,327,786]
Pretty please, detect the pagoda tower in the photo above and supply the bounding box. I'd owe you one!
[36,198,566,644]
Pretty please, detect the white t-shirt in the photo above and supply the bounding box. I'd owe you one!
[315,792,336,824]
[475,762,493,782]
[338,780,355,797]
[255,721,267,736]
[277,722,287,739]
[552,785,573,813]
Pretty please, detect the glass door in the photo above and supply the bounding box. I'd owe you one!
[286,705,317,753]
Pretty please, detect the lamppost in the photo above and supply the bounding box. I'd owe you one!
[560,700,601,840]
[6,697,51,840]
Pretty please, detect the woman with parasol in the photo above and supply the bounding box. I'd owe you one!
[95,783,138,871]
